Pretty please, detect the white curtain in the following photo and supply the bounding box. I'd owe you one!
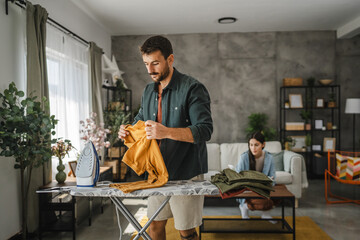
[46,24,90,178]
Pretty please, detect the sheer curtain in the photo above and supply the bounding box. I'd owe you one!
[46,24,90,178]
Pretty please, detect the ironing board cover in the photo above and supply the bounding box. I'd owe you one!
[70,180,219,197]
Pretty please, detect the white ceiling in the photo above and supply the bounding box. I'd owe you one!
[71,0,360,38]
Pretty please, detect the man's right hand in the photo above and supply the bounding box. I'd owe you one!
[118,124,129,140]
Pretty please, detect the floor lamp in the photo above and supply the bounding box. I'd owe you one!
[345,98,360,152]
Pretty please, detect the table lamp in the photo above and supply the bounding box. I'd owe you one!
[345,98,360,152]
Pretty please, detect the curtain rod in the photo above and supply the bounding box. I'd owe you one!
[5,0,90,46]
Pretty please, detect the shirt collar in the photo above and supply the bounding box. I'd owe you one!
[165,67,180,90]
[153,67,181,92]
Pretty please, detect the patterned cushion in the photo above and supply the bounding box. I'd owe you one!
[346,156,360,181]
[336,154,347,179]
[336,153,360,181]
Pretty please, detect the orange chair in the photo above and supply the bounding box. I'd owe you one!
[325,150,360,204]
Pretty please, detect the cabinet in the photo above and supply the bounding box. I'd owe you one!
[279,85,341,178]
[102,85,132,181]
[38,167,113,240]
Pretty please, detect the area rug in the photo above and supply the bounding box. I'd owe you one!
[132,215,331,240]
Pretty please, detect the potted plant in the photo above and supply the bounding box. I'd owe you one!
[79,112,110,156]
[0,82,57,239]
[307,77,315,87]
[327,92,336,108]
[51,139,74,183]
[103,107,130,160]
[284,136,295,150]
[300,110,312,130]
[245,113,277,141]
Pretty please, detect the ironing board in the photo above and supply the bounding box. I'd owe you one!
[69,180,219,240]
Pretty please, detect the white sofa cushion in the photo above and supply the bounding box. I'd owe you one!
[275,171,293,184]
[220,143,248,170]
[206,143,221,171]
[264,141,282,153]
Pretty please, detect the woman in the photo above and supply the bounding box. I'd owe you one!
[235,131,276,222]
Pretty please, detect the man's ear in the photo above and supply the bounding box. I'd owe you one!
[167,54,174,66]
[262,142,266,150]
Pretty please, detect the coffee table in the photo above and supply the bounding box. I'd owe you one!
[200,184,296,240]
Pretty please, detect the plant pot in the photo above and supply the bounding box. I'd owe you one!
[305,123,311,130]
[56,160,67,184]
[285,142,291,150]
[327,101,336,108]
[108,147,120,158]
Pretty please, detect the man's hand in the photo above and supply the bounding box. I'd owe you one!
[118,124,129,140]
[145,120,168,140]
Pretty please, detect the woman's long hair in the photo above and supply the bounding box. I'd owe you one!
[248,131,266,170]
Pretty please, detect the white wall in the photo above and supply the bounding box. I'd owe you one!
[0,0,111,238]
[0,2,26,239]
[33,0,111,55]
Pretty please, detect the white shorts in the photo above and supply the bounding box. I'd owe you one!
[147,175,204,230]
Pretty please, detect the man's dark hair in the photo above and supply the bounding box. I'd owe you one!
[140,35,173,59]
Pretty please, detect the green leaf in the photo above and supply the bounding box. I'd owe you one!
[17,91,24,97]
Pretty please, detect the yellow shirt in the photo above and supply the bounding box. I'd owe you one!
[110,121,168,193]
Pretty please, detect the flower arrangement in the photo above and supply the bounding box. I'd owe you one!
[51,139,74,161]
[80,112,111,152]
[51,138,74,183]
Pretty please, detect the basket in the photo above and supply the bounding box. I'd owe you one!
[285,122,305,131]
[283,78,303,86]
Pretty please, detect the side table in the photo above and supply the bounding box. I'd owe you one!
[38,166,112,240]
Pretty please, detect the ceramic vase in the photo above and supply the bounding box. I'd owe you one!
[55,158,67,184]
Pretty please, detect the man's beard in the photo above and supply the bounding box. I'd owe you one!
[150,65,170,82]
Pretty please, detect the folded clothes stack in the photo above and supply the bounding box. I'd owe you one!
[210,169,274,199]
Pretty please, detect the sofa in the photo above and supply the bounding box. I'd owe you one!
[205,141,308,207]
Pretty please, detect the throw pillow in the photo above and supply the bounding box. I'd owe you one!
[346,156,360,181]
[336,153,360,181]
[336,153,347,179]
[272,151,284,172]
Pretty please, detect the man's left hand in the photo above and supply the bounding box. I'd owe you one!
[145,120,168,140]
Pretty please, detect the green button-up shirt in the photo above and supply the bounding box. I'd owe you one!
[133,68,213,180]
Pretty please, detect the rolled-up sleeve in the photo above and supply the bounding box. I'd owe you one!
[132,89,145,125]
[187,82,213,144]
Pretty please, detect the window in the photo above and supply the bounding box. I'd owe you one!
[46,25,90,178]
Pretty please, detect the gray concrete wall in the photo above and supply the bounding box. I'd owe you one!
[112,31,359,148]
[336,35,360,151]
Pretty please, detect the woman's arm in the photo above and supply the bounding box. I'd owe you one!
[235,152,248,173]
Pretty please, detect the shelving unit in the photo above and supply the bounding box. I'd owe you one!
[279,85,341,178]
[102,85,132,182]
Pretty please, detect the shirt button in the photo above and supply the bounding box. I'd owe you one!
[175,107,178,110]
[153,113,155,116]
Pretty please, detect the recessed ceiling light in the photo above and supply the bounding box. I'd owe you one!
[218,17,237,24]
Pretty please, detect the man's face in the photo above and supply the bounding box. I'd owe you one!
[142,50,172,83]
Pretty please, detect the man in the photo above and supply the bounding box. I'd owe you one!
[118,35,213,240]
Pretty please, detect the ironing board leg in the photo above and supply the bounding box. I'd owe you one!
[110,196,170,240]
[110,197,151,240]
[136,196,171,240]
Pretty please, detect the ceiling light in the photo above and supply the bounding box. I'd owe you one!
[218,17,237,24]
